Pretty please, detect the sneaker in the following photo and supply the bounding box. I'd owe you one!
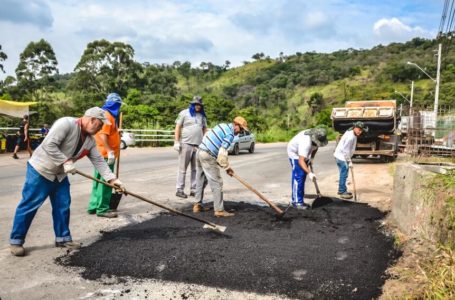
[176,190,188,198]
[292,203,308,210]
[12,154,19,159]
[97,211,118,218]
[337,191,353,196]
[339,192,353,199]
[189,191,195,197]
[55,241,82,249]
[193,203,210,213]
[87,210,96,215]
[10,244,25,256]
[214,210,235,217]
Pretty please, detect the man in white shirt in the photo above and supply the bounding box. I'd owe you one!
[174,96,207,198]
[333,121,368,199]
[287,128,328,209]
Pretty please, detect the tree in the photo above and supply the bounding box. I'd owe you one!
[252,53,265,60]
[308,92,324,115]
[71,39,137,97]
[15,39,58,99]
[0,45,7,73]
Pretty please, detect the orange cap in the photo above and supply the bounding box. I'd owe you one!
[233,116,248,131]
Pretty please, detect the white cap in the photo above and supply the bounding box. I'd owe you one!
[84,107,111,125]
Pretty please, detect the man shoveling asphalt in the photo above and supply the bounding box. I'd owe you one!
[9,107,124,257]
[333,121,368,199]
[193,116,248,217]
[287,128,328,209]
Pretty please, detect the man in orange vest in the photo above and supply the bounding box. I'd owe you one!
[87,93,123,218]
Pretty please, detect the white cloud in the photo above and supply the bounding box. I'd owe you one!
[373,17,431,42]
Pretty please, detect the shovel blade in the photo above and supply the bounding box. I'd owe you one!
[110,193,122,210]
[203,224,227,233]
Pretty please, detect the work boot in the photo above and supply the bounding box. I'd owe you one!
[339,192,353,199]
[193,203,210,213]
[176,190,188,198]
[55,241,82,249]
[189,191,195,197]
[97,211,118,218]
[12,153,19,159]
[10,244,25,257]
[214,210,235,218]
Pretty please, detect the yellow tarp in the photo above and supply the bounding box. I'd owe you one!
[0,99,38,118]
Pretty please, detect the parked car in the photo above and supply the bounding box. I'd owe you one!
[120,131,135,149]
[228,131,255,155]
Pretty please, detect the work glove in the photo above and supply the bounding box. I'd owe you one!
[107,151,115,165]
[226,167,234,177]
[63,160,77,175]
[348,161,354,168]
[110,178,126,193]
[216,147,230,169]
[308,172,316,182]
[173,141,181,152]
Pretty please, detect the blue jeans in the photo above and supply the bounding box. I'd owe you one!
[10,163,72,245]
[336,159,349,194]
[289,159,307,204]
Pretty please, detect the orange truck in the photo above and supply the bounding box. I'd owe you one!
[331,100,400,162]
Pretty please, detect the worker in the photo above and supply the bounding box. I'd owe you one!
[87,93,123,218]
[173,96,207,198]
[9,107,124,257]
[287,128,328,209]
[12,114,33,159]
[333,121,368,199]
[193,116,248,217]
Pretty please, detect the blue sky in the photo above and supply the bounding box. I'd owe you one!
[0,0,443,78]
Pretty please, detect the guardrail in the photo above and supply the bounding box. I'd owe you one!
[123,129,174,143]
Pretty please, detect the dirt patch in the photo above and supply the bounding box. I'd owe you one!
[57,201,400,299]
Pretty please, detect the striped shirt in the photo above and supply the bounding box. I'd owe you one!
[199,123,235,157]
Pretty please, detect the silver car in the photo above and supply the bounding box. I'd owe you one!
[228,131,256,155]
[120,131,135,149]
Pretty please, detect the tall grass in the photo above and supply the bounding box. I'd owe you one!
[255,126,339,143]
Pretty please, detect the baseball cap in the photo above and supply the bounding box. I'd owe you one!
[353,121,368,132]
[84,107,111,125]
[191,95,203,105]
[233,116,248,131]
[106,92,123,104]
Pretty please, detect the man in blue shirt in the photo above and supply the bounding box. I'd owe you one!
[194,116,248,217]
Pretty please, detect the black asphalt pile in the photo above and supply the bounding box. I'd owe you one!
[57,200,400,299]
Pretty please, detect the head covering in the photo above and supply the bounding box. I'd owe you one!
[102,92,122,123]
[189,95,206,118]
[352,121,369,132]
[305,128,328,147]
[233,116,248,131]
[84,107,111,125]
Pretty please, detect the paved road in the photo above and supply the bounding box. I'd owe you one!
[1,142,390,300]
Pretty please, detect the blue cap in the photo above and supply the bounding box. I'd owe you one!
[106,93,122,104]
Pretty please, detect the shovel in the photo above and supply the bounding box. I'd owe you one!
[350,164,358,202]
[76,170,227,233]
[110,112,123,210]
[231,173,284,217]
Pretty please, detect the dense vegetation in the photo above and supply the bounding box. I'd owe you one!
[1,37,454,140]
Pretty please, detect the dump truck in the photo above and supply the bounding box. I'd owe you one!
[331,100,400,162]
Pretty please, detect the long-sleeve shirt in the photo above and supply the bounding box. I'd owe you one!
[333,129,357,162]
[199,123,235,157]
[29,117,116,182]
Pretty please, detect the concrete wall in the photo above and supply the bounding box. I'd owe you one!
[391,163,440,242]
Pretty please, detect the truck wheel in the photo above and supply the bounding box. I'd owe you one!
[248,142,255,153]
[121,141,127,150]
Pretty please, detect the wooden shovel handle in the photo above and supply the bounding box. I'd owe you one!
[232,173,284,216]
[116,112,123,178]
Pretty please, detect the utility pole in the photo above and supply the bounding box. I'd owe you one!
[410,80,414,115]
[434,43,442,123]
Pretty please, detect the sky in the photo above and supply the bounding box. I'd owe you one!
[0,0,444,79]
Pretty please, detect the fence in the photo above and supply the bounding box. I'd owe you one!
[0,127,175,152]
[400,105,455,158]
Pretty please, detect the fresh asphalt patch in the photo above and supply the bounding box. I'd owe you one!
[57,200,400,299]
